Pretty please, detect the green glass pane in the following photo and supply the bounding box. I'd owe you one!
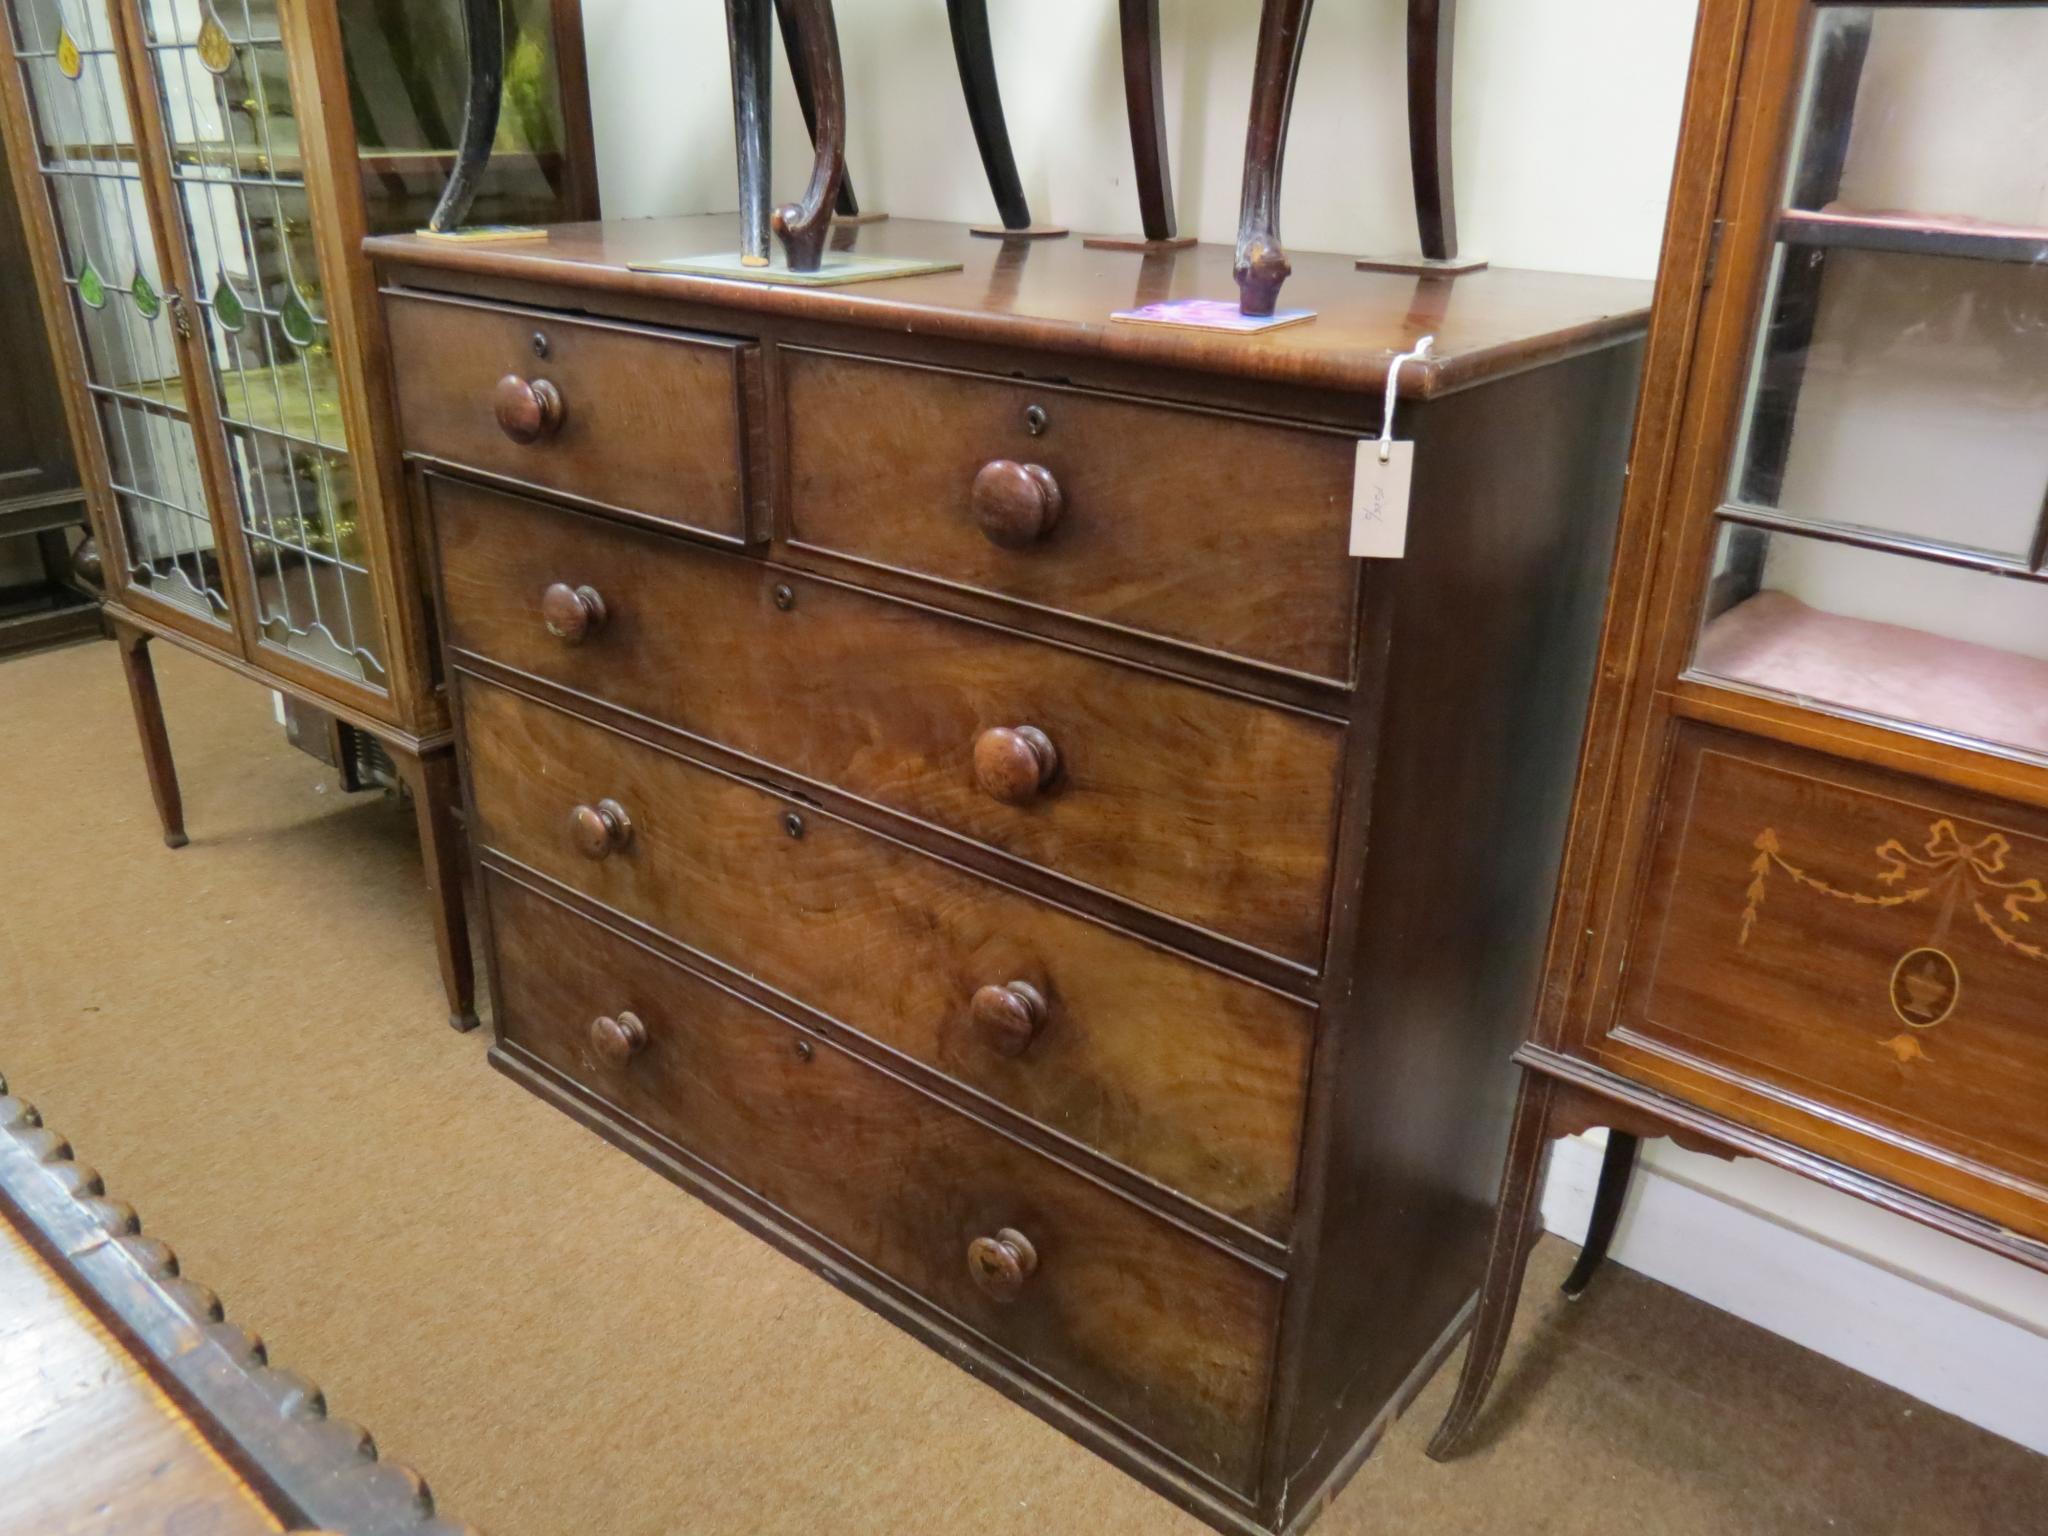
[212,274,245,332]
[278,286,317,348]
[130,270,161,319]
[77,259,105,309]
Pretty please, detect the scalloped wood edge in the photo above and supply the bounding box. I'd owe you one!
[0,1073,481,1536]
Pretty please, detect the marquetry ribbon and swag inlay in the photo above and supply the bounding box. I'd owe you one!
[1739,817,2047,1062]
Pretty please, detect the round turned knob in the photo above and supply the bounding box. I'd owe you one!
[589,1011,647,1065]
[971,981,1048,1058]
[974,725,1059,805]
[569,798,633,860]
[966,1228,1038,1303]
[541,581,607,644]
[493,373,565,444]
[71,536,104,591]
[970,459,1063,549]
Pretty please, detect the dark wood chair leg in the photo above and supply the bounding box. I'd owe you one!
[424,0,505,234]
[1120,0,1176,242]
[112,621,187,850]
[724,0,774,266]
[774,0,861,218]
[1560,1130,1639,1300]
[392,744,478,1033]
[1407,0,1457,262]
[946,0,1062,237]
[1427,1069,1558,1461]
[1234,0,1315,315]
[770,0,846,272]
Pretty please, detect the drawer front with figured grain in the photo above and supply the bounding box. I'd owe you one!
[435,479,1344,965]
[385,291,757,542]
[1617,725,2048,1207]
[486,871,1283,1495]
[783,348,1360,682]
[460,676,1314,1237]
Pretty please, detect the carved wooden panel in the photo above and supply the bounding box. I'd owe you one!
[459,674,1314,1236]
[434,478,1345,965]
[386,291,756,541]
[782,347,1360,683]
[485,872,1281,1494]
[1619,724,2048,1190]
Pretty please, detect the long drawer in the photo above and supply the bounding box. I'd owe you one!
[485,870,1282,1494]
[386,290,758,543]
[782,347,1361,683]
[433,478,1344,966]
[459,675,1313,1238]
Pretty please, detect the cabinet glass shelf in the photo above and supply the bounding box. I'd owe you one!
[1693,2,2048,767]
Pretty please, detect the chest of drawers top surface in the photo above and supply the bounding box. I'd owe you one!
[370,216,1648,1536]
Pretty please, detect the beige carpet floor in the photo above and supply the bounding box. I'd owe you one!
[2,635,2045,1536]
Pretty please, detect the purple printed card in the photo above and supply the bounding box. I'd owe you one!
[1109,297,1316,334]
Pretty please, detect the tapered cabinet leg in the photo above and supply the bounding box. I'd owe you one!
[771,0,847,271]
[1427,1070,1558,1461]
[424,0,506,234]
[1560,1130,1639,1300]
[1120,0,1176,242]
[724,0,773,266]
[112,621,187,850]
[775,0,862,216]
[393,744,478,1033]
[1235,0,1316,315]
[1407,0,1457,262]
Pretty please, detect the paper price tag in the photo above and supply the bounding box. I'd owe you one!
[1350,438,1413,558]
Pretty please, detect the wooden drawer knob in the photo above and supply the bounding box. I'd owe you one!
[970,460,1062,548]
[590,1011,647,1065]
[966,1228,1038,1303]
[541,581,607,644]
[569,798,633,860]
[973,725,1058,805]
[971,981,1047,1057]
[494,373,565,444]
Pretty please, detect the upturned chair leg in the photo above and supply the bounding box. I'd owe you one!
[1560,1130,1639,1300]
[947,0,1040,233]
[725,0,773,266]
[1407,0,1458,261]
[113,621,186,850]
[771,0,847,271]
[1118,0,1177,243]
[391,744,478,1033]
[1235,0,1315,315]
[775,0,861,217]
[424,0,504,234]
[1427,1070,1557,1460]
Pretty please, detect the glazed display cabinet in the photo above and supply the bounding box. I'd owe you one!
[0,0,596,1027]
[1432,0,2048,1455]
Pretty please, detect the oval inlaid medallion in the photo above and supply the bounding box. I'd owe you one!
[1888,947,1960,1029]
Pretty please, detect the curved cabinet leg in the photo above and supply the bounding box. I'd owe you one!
[774,0,861,217]
[112,620,186,850]
[1234,0,1315,315]
[725,0,774,266]
[1560,1130,1639,1300]
[947,0,1062,236]
[1407,0,1457,262]
[1119,0,1176,242]
[392,744,478,1033]
[1427,1069,1558,1461]
[424,0,505,234]
[771,0,847,272]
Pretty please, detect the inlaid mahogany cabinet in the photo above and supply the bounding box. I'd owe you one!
[0,0,595,1027]
[1431,0,2048,1457]
[369,215,1647,1534]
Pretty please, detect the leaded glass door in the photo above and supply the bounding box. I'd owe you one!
[3,0,237,641]
[134,0,389,689]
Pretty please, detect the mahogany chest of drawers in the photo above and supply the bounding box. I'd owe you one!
[368,216,1648,1535]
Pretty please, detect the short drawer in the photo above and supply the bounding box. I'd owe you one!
[1616,724,2048,1218]
[385,290,757,542]
[434,479,1343,966]
[459,675,1313,1237]
[486,871,1282,1495]
[783,348,1360,683]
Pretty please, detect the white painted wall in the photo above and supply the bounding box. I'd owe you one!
[572,0,2048,1450]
